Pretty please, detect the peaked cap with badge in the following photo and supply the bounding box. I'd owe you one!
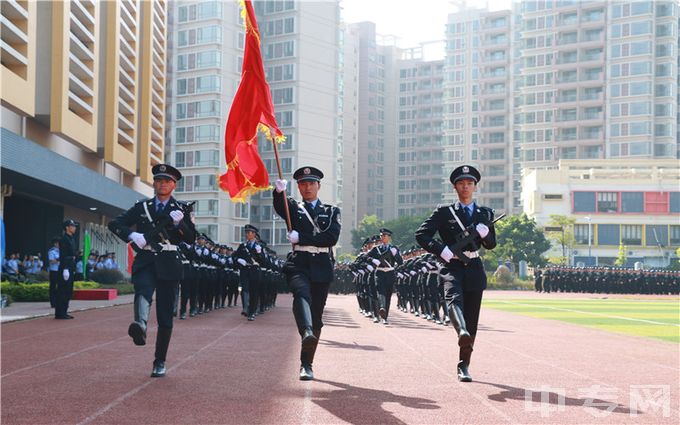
[449,165,481,185]
[293,166,324,182]
[152,164,182,182]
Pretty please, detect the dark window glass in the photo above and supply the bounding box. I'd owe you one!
[597,224,620,245]
[621,192,643,212]
[670,192,680,213]
[573,192,596,212]
[646,225,668,246]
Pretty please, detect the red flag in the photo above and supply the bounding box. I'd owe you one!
[127,243,134,274]
[219,0,284,202]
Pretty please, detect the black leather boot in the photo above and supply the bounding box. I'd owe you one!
[128,296,150,346]
[151,327,172,377]
[457,360,472,382]
[457,334,475,382]
[300,329,320,381]
[448,304,473,348]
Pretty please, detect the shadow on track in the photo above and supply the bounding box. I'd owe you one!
[320,339,383,351]
[477,324,514,333]
[476,381,634,415]
[312,379,440,425]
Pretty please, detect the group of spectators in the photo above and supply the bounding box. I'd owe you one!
[2,252,45,280]
[2,244,120,283]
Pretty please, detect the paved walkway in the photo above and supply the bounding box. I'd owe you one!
[0,294,135,323]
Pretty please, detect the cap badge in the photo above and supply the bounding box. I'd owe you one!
[159,165,166,172]
[304,168,311,175]
[462,166,469,173]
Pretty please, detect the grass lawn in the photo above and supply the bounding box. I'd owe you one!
[483,298,680,343]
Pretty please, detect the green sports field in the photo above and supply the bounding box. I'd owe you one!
[483,298,680,343]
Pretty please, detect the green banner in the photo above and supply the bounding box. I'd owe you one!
[82,231,91,279]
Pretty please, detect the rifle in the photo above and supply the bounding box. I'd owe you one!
[448,213,506,265]
[132,201,195,254]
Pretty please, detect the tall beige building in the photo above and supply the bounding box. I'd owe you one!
[1,0,167,264]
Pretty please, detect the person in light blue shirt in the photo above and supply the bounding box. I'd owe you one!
[48,238,60,307]
[75,250,84,281]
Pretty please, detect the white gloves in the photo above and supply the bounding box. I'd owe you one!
[169,210,184,225]
[237,258,247,266]
[476,223,490,239]
[254,244,262,253]
[371,258,381,266]
[440,246,454,263]
[366,265,374,272]
[129,232,147,249]
[397,273,403,279]
[421,266,428,273]
[275,179,288,193]
[390,247,398,256]
[287,230,299,244]
[409,271,416,276]
[62,269,70,281]
[203,248,210,256]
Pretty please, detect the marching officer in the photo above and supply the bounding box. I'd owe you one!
[55,220,77,319]
[233,224,264,321]
[273,166,341,381]
[415,165,497,382]
[108,164,196,378]
[366,228,403,324]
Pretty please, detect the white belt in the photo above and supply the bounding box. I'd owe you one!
[376,267,394,272]
[452,251,479,260]
[294,245,330,254]
[143,243,178,252]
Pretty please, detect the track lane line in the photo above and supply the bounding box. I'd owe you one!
[76,322,246,425]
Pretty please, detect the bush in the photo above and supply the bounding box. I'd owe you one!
[99,283,135,295]
[486,272,534,291]
[89,269,128,285]
[0,281,100,302]
[494,265,515,285]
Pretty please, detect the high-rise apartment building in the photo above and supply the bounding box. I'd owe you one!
[166,1,343,252]
[396,51,445,217]
[445,1,679,214]
[444,8,516,213]
[1,0,167,263]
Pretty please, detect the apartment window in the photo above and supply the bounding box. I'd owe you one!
[232,226,243,243]
[598,224,620,246]
[573,192,596,212]
[621,225,642,245]
[197,225,218,242]
[487,182,504,193]
[234,202,249,219]
[670,193,680,213]
[621,192,644,213]
[671,226,680,245]
[645,192,669,213]
[597,192,618,213]
[574,224,592,244]
[193,200,219,217]
[646,225,668,246]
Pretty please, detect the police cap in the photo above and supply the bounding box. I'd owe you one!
[293,166,324,182]
[63,219,77,229]
[245,224,259,233]
[152,164,182,182]
[379,228,393,236]
[449,165,481,185]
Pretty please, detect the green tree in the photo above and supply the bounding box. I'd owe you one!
[547,214,577,265]
[615,243,627,266]
[483,213,551,270]
[351,215,383,250]
[381,213,430,250]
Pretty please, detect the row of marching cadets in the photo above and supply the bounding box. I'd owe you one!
[176,228,284,322]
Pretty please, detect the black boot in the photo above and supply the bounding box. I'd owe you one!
[151,327,172,377]
[378,294,387,320]
[448,304,473,349]
[300,329,320,381]
[128,296,150,346]
[457,360,472,382]
[457,334,475,382]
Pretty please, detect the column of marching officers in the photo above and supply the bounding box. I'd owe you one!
[176,228,285,322]
[348,235,452,327]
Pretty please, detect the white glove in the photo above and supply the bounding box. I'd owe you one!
[371,258,381,266]
[440,246,454,263]
[237,258,247,266]
[409,271,416,276]
[129,232,147,249]
[287,230,299,244]
[203,248,210,256]
[390,247,398,256]
[62,269,70,281]
[169,210,184,225]
[359,270,365,275]
[476,223,490,239]
[254,244,262,253]
[397,273,403,279]
[367,265,374,272]
[212,253,218,260]
[274,179,288,193]
[421,266,427,273]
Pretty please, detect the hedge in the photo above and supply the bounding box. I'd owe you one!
[0,281,99,302]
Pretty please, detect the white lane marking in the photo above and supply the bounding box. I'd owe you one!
[491,300,680,327]
[76,323,245,425]
[385,328,516,423]
[2,336,129,378]
[302,386,313,425]
[3,315,124,344]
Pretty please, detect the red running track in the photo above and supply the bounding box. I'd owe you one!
[2,293,678,424]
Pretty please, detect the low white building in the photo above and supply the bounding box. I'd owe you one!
[522,159,680,268]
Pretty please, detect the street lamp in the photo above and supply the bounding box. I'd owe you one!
[584,216,592,265]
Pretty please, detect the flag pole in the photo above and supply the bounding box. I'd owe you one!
[271,137,293,233]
